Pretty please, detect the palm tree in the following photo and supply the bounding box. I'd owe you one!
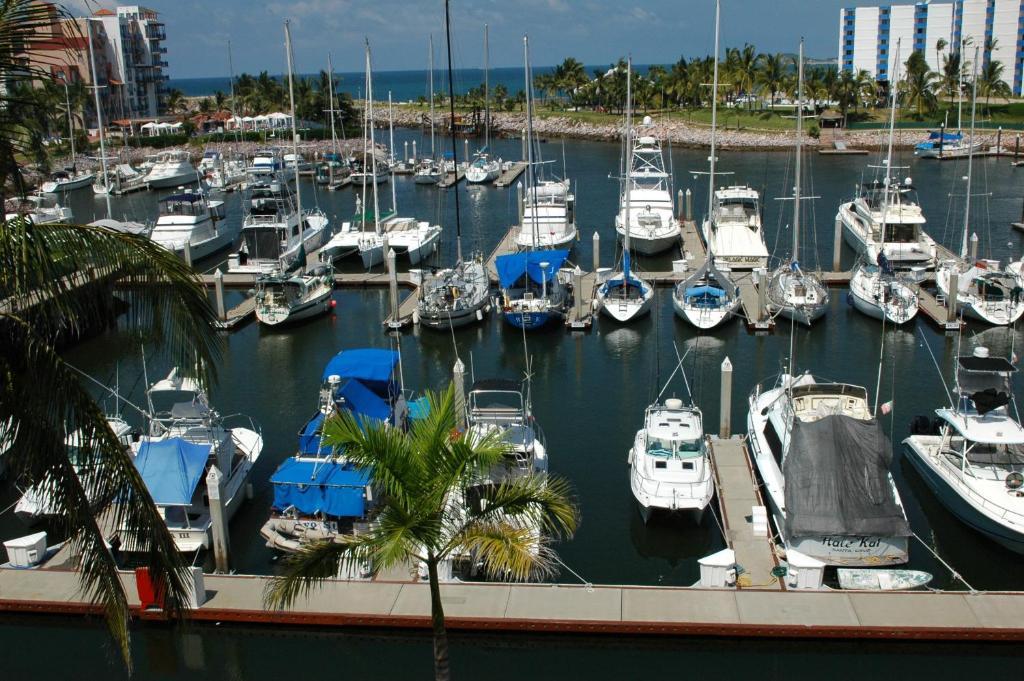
[978,59,1011,105]
[900,66,939,117]
[265,384,579,681]
[941,50,962,102]
[757,53,786,108]
[935,37,948,85]
[164,88,186,114]
[731,44,760,110]
[646,65,668,110]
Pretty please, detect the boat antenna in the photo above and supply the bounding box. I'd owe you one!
[483,23,490,151]
[444,0,463,264]
[86,17,111,218]
[389,91,397,213]
[360,42,370,235]
[366,40,382,239]
[428,34,435,160]
[623,56,633,292]
[328,52,338,157]
[879,40,901,256]
[960,46,980,259]
[523,35,539,249]
[284,20,302,271]
[228,40,240,143]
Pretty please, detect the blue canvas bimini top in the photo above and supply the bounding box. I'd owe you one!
[321,348,399,386]
[495,250,570,289]
[270,458,370,518]
[133,438,211,506]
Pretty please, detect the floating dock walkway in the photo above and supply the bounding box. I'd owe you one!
[494,162,528,188]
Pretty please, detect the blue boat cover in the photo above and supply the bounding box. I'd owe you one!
[496,250,570,288]
[926,131,962,141]
[321,349,399,385]
[270,457,369,518]
[133,438,211,506]
[409,396,431,420]
[685,285,727,299]
[298,412,331,455]
[159,192,202,203]
[298,379,394,454]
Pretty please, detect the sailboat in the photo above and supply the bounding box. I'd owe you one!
[416,6,490,330]
[414,35,444,186]
[838,42,937,269]
[904,345,1024,554]
[41,80,95,193]
[254,22,335,327]
[497,36,573,330]
[765,41,829,327]
[466,24,502,185]
[595,57,653,323]
[673,2,741,330]
[935,48,1024,327]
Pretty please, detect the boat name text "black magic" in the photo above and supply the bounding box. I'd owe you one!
[821,536,881,549]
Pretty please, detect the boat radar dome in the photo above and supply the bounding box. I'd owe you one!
[904,177,912,185]
[327,374,341,386]
[642,115,653,126]
[973,347,990,358]
[665,398,684,410]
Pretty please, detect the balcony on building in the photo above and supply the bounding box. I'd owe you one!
[145,25,166,41]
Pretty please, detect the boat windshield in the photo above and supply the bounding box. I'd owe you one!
[646,436,702,459]
[963,442,1024,479]
[242,227,284,260]
[716,197,758,221]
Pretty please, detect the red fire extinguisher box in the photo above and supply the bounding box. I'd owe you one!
[135,567,166,610]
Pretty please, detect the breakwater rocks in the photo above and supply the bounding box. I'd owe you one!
[377,106,1006,151]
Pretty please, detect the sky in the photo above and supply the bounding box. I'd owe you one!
[68,0,867,79]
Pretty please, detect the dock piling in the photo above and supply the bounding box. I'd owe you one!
[755,268,768,326]
[183,240,193,267]
[413,140,417,162]
[685,189,692,222]
[947,271,959,324]
[206,465,230,574]
[213,269,226,320]
[387,248,400,330]
[453,359,466,431]
[832,217,842,272]
[970,233,978,262]
[404,140,408,162]
[592,231,600,271]
[574,265,584,322]
[517,182,524,226]
[521,129,526,161]
[677,189,684,219]
[720,357,733,438]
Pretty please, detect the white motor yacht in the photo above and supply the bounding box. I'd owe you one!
[227,179,328,274]
[838,179,937,268]
[41,167,95,194]
[747,373,911,566]
[94,164,146,196]
[629,398,714,524]
[254,263,334,326]
[5,194,73,224]
[702,186,769,269]
[359,214,441,268]
[614,119,679,255]
[247,148,293,182]
[904,347,1024,554]
[143,151,198,189]
[149,189,235,262]
[514,180,578,250]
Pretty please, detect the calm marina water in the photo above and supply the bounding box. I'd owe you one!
[3,129,1023,673]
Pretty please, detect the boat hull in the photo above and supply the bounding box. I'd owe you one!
[42,174,96,193]
[146,171,198,189]
[903,438,1024,554]
[419,297,489,329]
[672,293,738,329]
[256,291,333,326]
[848,289,918,325]
[503,309,561,330]
[769,302,827,327]
[615,225,679,255]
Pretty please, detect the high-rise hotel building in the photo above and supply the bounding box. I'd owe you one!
[838,1,1023,94]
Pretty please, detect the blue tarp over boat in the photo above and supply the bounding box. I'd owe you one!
[321,349,399,393]
[298,379,393,455]
[270,458,369,518]
[134,438,211,506]
[496,250,570,288]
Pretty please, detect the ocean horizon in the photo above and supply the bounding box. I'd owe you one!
[169,64,664,100]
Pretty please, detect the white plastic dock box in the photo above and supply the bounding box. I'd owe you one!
[698,548,736,588]
[4,531,47,567]
[785,549,825,590]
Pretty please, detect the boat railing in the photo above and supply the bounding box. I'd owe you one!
[936,447,1024,525]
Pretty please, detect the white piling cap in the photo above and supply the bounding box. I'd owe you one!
[722,357,733,371]
[973,346,990,358]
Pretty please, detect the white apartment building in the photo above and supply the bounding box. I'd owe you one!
[93,6,169,119]
[838,1,1023,94]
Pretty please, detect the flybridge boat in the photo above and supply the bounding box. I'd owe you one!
[838,179,937,268]
[247,148,293,182]
[94,164,147,196]
[5,194,73,224]
[904,347,1024,554]
[496,249,572,330]
[143,151,198,189]
[125,369,263,553]
[149,189,234,262]
[227,179,328,274]
[614,118,679,255]
[702,186,769,270]
[747,374,911,566]
[629,398,713,524]
[515,179,578,250]
[261,349,424,556]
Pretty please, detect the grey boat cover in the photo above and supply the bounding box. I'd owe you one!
[783,414,911,538]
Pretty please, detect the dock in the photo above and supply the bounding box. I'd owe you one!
[3,564,1023,641]
[494,162,528,188]
[438,169,466,188]
[214,296,256,331]
[485,226,520,283]
[707,436,781,590]
[327,175,353,190]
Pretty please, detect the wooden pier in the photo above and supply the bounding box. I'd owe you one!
[214,296,256,330]
[494,162,528,188]
[3,563,1024,641]
[708,436,781,590]
[438,169,466,188]
[485,226,520,283]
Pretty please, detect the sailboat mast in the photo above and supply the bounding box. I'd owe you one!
[960,46,980,259]
[328,53,338,157]
[429,35,436,159]
[228,40,239,142]
[484,24,490,150]
[86,18,111,216]
[360,43,370,235]
[367,43,381,237]
[444,0,463,263]
[880,40,901,249]
[708,0,721,258]
[524,36,538,249]
[623,58,632,275]
[389,91,397,212]
[284,20,302,257]
[64,81,75,168]
[793,40,804,261]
